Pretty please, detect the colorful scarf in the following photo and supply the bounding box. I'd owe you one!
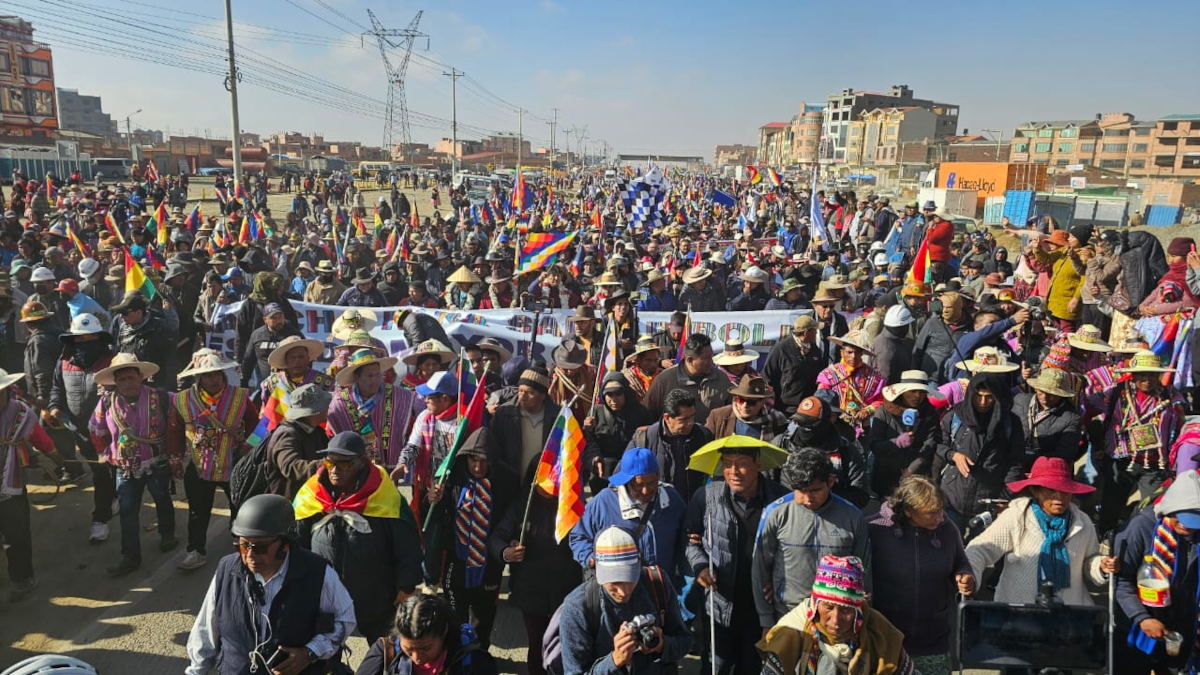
[175,385,250,482]
[1031,503,1071,590]
[455,477,492,588]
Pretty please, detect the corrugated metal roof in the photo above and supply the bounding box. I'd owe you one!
[1159,114,1200,121]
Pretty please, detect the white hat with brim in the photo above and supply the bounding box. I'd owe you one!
[178,349,238,379]
[0,369,25,392]
[95,353,160,386]
[883,370,937,401]
[713,342,760,366]
[335,349,400,386]
[1066,324,1113,353]
[331,309,377,340]
[1115,349,1175,374]
[682,267,712,284]
[401,339,455,366]
[829,330,875,356]
[954,347,1019,374]
[267,337,325,370]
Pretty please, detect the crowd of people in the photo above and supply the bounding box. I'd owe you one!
[1,164,1199,675]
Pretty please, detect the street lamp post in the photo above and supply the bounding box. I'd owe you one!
[125,108,143,160]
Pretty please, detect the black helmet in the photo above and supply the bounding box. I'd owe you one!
[231,494,294,538]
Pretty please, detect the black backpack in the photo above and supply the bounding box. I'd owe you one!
[229,430,275,514]
[541,566,670,675]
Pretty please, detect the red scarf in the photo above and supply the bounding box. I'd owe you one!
[1161,260,1200,305]
[310,463,384,515]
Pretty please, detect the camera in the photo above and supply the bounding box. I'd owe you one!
[625,613,661,651]
[519,292,545,313]
[1024,296,1046,322]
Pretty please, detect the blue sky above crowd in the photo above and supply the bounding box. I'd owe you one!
[33,0,1200,159]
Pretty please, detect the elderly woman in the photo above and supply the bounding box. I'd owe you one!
[757,555,919,675]
[867,370,942,498]
[966,456,1116,608]
[869,477,975,675]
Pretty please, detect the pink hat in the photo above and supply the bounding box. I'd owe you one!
[1007,456,1095,495]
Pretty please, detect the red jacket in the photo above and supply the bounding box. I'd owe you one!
[926,220,955,263]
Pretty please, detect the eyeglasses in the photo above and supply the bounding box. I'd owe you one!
[236,537,280,553]
[323,457,358,470]
[734,396,764,405]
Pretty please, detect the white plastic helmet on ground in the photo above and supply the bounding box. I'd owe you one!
[1,655,97,675]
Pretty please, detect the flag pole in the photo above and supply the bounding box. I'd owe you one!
[519,394,579,546]
[588,318,611,419]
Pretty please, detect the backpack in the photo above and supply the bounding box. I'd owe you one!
[541,566,670,675]
[228,430,275,513]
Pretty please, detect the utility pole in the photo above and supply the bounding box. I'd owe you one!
[223,0,243,183]
[548,108,558,170]
[516,108,525,169]
[564,128,572,173]
[125,108,142,160]
[983,129,1004,162]
[443,68,463,175]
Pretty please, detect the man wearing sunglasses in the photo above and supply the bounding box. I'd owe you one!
[186,494,356,675]
[295,432,421,644]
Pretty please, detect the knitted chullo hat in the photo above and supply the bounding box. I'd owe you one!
[1041,337,1072,372]
[518,366,551,394]
[811,555,866,610]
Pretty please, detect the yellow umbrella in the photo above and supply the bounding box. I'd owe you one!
[687,435,789,475]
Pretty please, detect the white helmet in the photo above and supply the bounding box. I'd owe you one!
[30,267,56,283]
[67,313,106,337]
[884,304,915,328]
[78,258,100,278]
[0,655,97,675]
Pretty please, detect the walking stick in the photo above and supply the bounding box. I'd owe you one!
[706,507,717,675]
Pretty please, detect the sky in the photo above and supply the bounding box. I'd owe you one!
[21,0,1200,160]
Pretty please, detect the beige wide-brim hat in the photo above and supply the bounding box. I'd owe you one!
[1066,324,1113,353]
[95,352,160,386]
[401,338,455,366]
[883,370,937,401]
[267,336,325,370]
[446,265,482,285]
[1115,349,1175,374]
[829,329,875,356]
[1026,368,1078,399]
[335,349,401,386]
[178,348,238,379]
[682,267,712,284]
[713,340,760,366]
[954,346,1019,374]
[0,369,25,392]
[331,309,377,340]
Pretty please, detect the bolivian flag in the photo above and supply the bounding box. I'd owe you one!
[124,248,156,300]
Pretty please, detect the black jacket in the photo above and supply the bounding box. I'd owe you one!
[935,375,1026,517]
[782,419,871,509]
[488,479,582,617]
[115,312,176,388]
[628,420,714,501]
[913,315,969,384]
[397,310,452,350]
[870,329,914,384]
[488,401,561,476]
[762,336,827,416]
[241,323,304,388]
[1011,392,1082,466]
[584,376,654,487]
[24,327,60,402]
[867,400,942,498]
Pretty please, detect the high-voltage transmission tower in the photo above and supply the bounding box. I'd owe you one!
[364,9,427,161]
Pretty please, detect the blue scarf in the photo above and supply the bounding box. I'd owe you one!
[1031,503,1071,590]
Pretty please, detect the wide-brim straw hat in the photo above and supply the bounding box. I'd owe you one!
[178,348,237,379]
[476,337,512,363]
[1026,368,1077,399]
[1066,324,1112,353]
[713,340,759,366]
[954,346,1019,374]
[566,306,599,323]
[331,309,377,340]
[624,337,660,362]
[640,269,666,286]
[883,370,937,401]
[1115,349,1175,374]
[0,368,25,392]
[335,349,400,386]
[829,329,874,355]
[593,272,622,287]
[267,336,325,370]
[682,267,712,284]
[446,265,481,284]
[95,352,160,386]
[401,338,455,366]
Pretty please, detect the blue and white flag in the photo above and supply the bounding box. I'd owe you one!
[809,167,828,251]
[710,189,736,208]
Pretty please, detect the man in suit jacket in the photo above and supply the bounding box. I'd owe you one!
[488,365,562,477]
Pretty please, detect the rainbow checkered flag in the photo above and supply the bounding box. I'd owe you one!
[534,406,586,542]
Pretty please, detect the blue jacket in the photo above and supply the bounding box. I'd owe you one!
[569,484,687,583]
[637,290,676,313]
[944,316,1018,381]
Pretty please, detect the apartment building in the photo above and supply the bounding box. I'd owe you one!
[0,16,57,138]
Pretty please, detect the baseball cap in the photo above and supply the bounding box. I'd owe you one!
[608,447,658,487]
[594,526,641,585]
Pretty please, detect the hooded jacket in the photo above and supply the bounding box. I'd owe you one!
[233,273,297,367]
[584,372,654,487]
[936,373,1026,516]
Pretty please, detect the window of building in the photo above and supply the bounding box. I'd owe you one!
[1056,159,1069,166]
[1105,129,1130,137]
[1159,137,1179,146]
[1102,143,1127,153]
[2,86,23,114]
[1187,138,1200,146]
[1130,159,1146,169]
[0,54,8,71]
[1182,155,1200,170]
[1014,143,1029,152]
[1162,122,1179,132]
[1058,143,1072,153]
[1033,157,1049,164]
[1134,127,1152,136]
[1133,143,1149,153]
[1155,155,1176,168]
[1100,159,1125,168]
[1038,129,1054,138]
[1060,128,1077,138]
[1035,142,1052,153]
[18,57,49,78]
[1081,143,1095,152]
[27,89,53,116]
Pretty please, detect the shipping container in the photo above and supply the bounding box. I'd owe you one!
[1072,197,1129,228]
[931,162,1048,209]
[916,187,979,218]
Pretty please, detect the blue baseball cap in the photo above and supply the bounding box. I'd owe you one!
[220,266,243,281]
[416,371,457,398]
[608,447,659,487]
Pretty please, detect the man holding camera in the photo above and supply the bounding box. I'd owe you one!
[559,526,692,674]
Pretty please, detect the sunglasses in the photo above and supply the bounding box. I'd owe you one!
[323,457,359,470]
[236,537,280,553]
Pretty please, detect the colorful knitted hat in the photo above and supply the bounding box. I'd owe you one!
[811,555,866,610]
[594,526,641,585]
[1041,337,1072,372]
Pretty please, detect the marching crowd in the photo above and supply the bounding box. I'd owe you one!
[1,165,1199,675]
